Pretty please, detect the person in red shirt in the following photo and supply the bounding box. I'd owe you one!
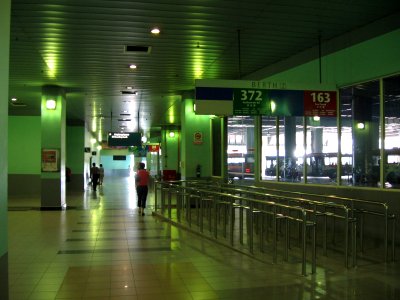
[135,162,150,216]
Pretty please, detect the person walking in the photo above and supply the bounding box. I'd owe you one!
[135,162,150,216]
[99,164,104,185]
[90,163,100,191]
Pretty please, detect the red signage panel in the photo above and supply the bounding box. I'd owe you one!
[304,91,337,117]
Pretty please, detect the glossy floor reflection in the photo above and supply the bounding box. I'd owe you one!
[8,174,400,299]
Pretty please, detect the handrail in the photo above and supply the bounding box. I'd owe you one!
[154,180,317,275]
[214,182,396,263]
[191,181,357,268]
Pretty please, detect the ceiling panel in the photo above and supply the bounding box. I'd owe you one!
[8,0,400,140]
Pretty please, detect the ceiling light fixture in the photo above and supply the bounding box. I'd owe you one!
[11,97,17,102]
[126,86,133,90]
[129,64,137,69]
[151,27,160,35]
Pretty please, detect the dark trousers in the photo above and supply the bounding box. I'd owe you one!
[136,185,148,208]
[92,174,99,191]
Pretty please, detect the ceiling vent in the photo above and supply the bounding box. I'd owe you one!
[125,45,152,54]
[121,90,137,95]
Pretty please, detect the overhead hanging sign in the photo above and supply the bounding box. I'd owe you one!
[107,132,142,147]
[195,79,337,117]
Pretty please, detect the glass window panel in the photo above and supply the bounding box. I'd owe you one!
[261,116,278,181]
[339,88,353,185]
[305,116,338,185]
[278,116,303,183]
[383,75,400,189]
[340,81,380,187]
[227,116,255,183]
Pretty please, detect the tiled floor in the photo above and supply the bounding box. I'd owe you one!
[8,174,400,299]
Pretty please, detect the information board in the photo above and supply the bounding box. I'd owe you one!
[195,79,337,117]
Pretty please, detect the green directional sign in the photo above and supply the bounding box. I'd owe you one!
[233,88,272,115]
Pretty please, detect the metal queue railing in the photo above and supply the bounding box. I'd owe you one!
[207,182,396,263]
[191,182,357,268]
[154,180,317,276]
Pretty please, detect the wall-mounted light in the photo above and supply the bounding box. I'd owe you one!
[313,116,320,121]
[46,99,57,110]
[169,131,175,138]
[270,100,276,113]
[11,97,17,102]
[193,103,196,112]
[357,122,365,129]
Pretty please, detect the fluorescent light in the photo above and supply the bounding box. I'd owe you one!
[46,99,56,110]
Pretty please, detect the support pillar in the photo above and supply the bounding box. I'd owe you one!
[41,85,67,209]
[181,94,211,179]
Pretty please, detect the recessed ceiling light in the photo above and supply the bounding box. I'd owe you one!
[129,64,137,69]
[151,27,160,34]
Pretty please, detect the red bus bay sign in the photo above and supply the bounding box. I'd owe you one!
[193,132,203,144]
[304,91,337,117]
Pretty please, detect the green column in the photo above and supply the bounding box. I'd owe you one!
[181,95,211,179]
[41,85,66,209]
[0,0,10,298]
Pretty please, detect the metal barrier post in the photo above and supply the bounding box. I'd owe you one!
[249,202,254,254]
[284,217,289,262]
[230,204,235,246]
[302,209,307,276]
[352,220,357,267]
[384,205,388,262]
[345,210,349,268]
[240,205,244,245]
[311,221,316,274]
[392,217,396,261]
[360,212,364,253]
[154,182,158,212]
[272,206,277,263]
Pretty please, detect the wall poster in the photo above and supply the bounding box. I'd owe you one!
[41,149,59,172]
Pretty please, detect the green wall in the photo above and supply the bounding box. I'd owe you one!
[161,129,180,174]
[8,116,41,174]
[264,29,400,86]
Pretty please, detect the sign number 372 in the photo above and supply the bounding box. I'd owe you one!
[239,89,263,101]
